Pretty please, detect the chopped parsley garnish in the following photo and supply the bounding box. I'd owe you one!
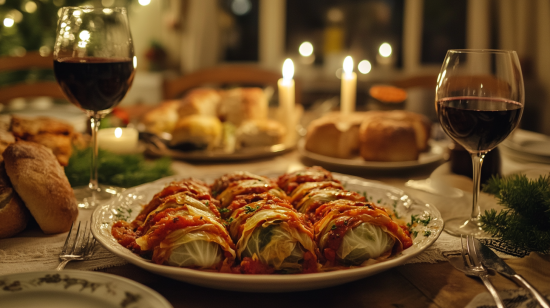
[218,207,230,214]
[424,230,432,237]
[244,205,261,214]
[331,224,337,230]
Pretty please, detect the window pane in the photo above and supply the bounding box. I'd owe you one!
[421,0,467,64]
[286,0,404,68]
[219,0,259,62]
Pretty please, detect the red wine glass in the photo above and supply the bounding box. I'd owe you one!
[53,7,135,208]
[436,49,524,236]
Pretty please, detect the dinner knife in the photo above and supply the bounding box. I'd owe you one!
[474,239,550,308]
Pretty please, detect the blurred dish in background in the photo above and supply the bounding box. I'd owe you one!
[367,85,408,111]
[140,87,299,161]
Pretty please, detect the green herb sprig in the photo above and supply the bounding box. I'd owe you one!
[481,174,550,253]
[65,147,173,188]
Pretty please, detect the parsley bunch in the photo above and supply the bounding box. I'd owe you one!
[481,174,550,253]
[65,147,174,188]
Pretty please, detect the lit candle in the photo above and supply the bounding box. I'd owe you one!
[97,127,139,154]
[278,58,295,141]
[340,56,357,115]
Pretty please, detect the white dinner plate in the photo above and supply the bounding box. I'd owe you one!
[0,270,172,308]
[298,139,447,171]
[500,129,550,163]
[91,173,444,292]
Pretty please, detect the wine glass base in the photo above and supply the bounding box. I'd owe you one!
[73,185,121,209]
[444,217,489,237]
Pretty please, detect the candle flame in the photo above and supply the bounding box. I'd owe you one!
[115,127,122,138]
[343,56,353,74]
[282,58,294,80]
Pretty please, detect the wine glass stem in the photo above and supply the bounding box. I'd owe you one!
[470,152,487,223]
[89,114,103,191]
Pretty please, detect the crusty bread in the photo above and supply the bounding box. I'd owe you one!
[0,163,29,238]
[305,112,366,158]
[218,88,268,126]
[177,88,221,118]
[359,117,419,161]
[170,115,223,150]
[10,115,76,166]
[0,130,15,163]
[3,141,78,234]
[142,100,181,135]
[236,119,286,147]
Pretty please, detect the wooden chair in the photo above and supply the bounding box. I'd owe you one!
[162,65,302,105]
[0,51,66,104]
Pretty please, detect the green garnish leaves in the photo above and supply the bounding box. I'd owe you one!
[424,231,431,237]
[65,147,173,188]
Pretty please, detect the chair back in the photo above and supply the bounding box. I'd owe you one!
[0,52,66,104]
[163,65,302,105]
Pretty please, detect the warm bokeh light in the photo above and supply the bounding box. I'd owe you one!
[115,127,122,138]
[24,1,37,13]
[3,18,14,27]
[282,58,294,80]
[343,56,354,75]
[379,43,392,57]
[138,0,151,6]
[79,30,90,41]
[358,60,372,74]
[231,0,252,15]
[299,42,314,57]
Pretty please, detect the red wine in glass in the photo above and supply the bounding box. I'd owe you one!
[437,97,523,153]
[54,57,135,112]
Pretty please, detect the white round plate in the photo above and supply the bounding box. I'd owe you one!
[92,173,444,292]
[298,139,447,170]
[0,270,172,308]
[500,129,550,163]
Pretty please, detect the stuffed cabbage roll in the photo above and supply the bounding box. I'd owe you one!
[277,166,338,195]
[313,199,412,267]
[294,187,365,220]
[134,194,236,271]
[211,171,272,197]
[215,178,286,209]
[135,178,218,226]
[226,193,318,274]
[288,181,344,206]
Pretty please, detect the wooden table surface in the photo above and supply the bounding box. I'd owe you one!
[96,151,550,308]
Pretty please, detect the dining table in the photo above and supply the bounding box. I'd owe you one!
[1,125,550,308]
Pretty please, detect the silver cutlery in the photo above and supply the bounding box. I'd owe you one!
[445,235,506,308]
[56,221,96,270]
[475,239,550,308]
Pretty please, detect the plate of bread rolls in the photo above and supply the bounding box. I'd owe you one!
[300,110,448,170]
[140,87,296,161]
[92,166,443,292]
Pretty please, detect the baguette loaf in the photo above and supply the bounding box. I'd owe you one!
[0,163,29,238]
[3,141,78,234]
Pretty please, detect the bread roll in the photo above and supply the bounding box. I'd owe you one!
[3,141,78,234]
[170,115,223,150]
[305,112,366,158]
[142,100,181,135]
[236,119,286,147]
[177,88,221,118]
[0,130,15,163]
[218,88,268,126]
[359,117,419,162]
[0,163,29,238]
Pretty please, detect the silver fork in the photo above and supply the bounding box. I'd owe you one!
[56,221,96,271]
[461,235,506,308]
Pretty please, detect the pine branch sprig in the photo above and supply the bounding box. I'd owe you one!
[480,174,550,253]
